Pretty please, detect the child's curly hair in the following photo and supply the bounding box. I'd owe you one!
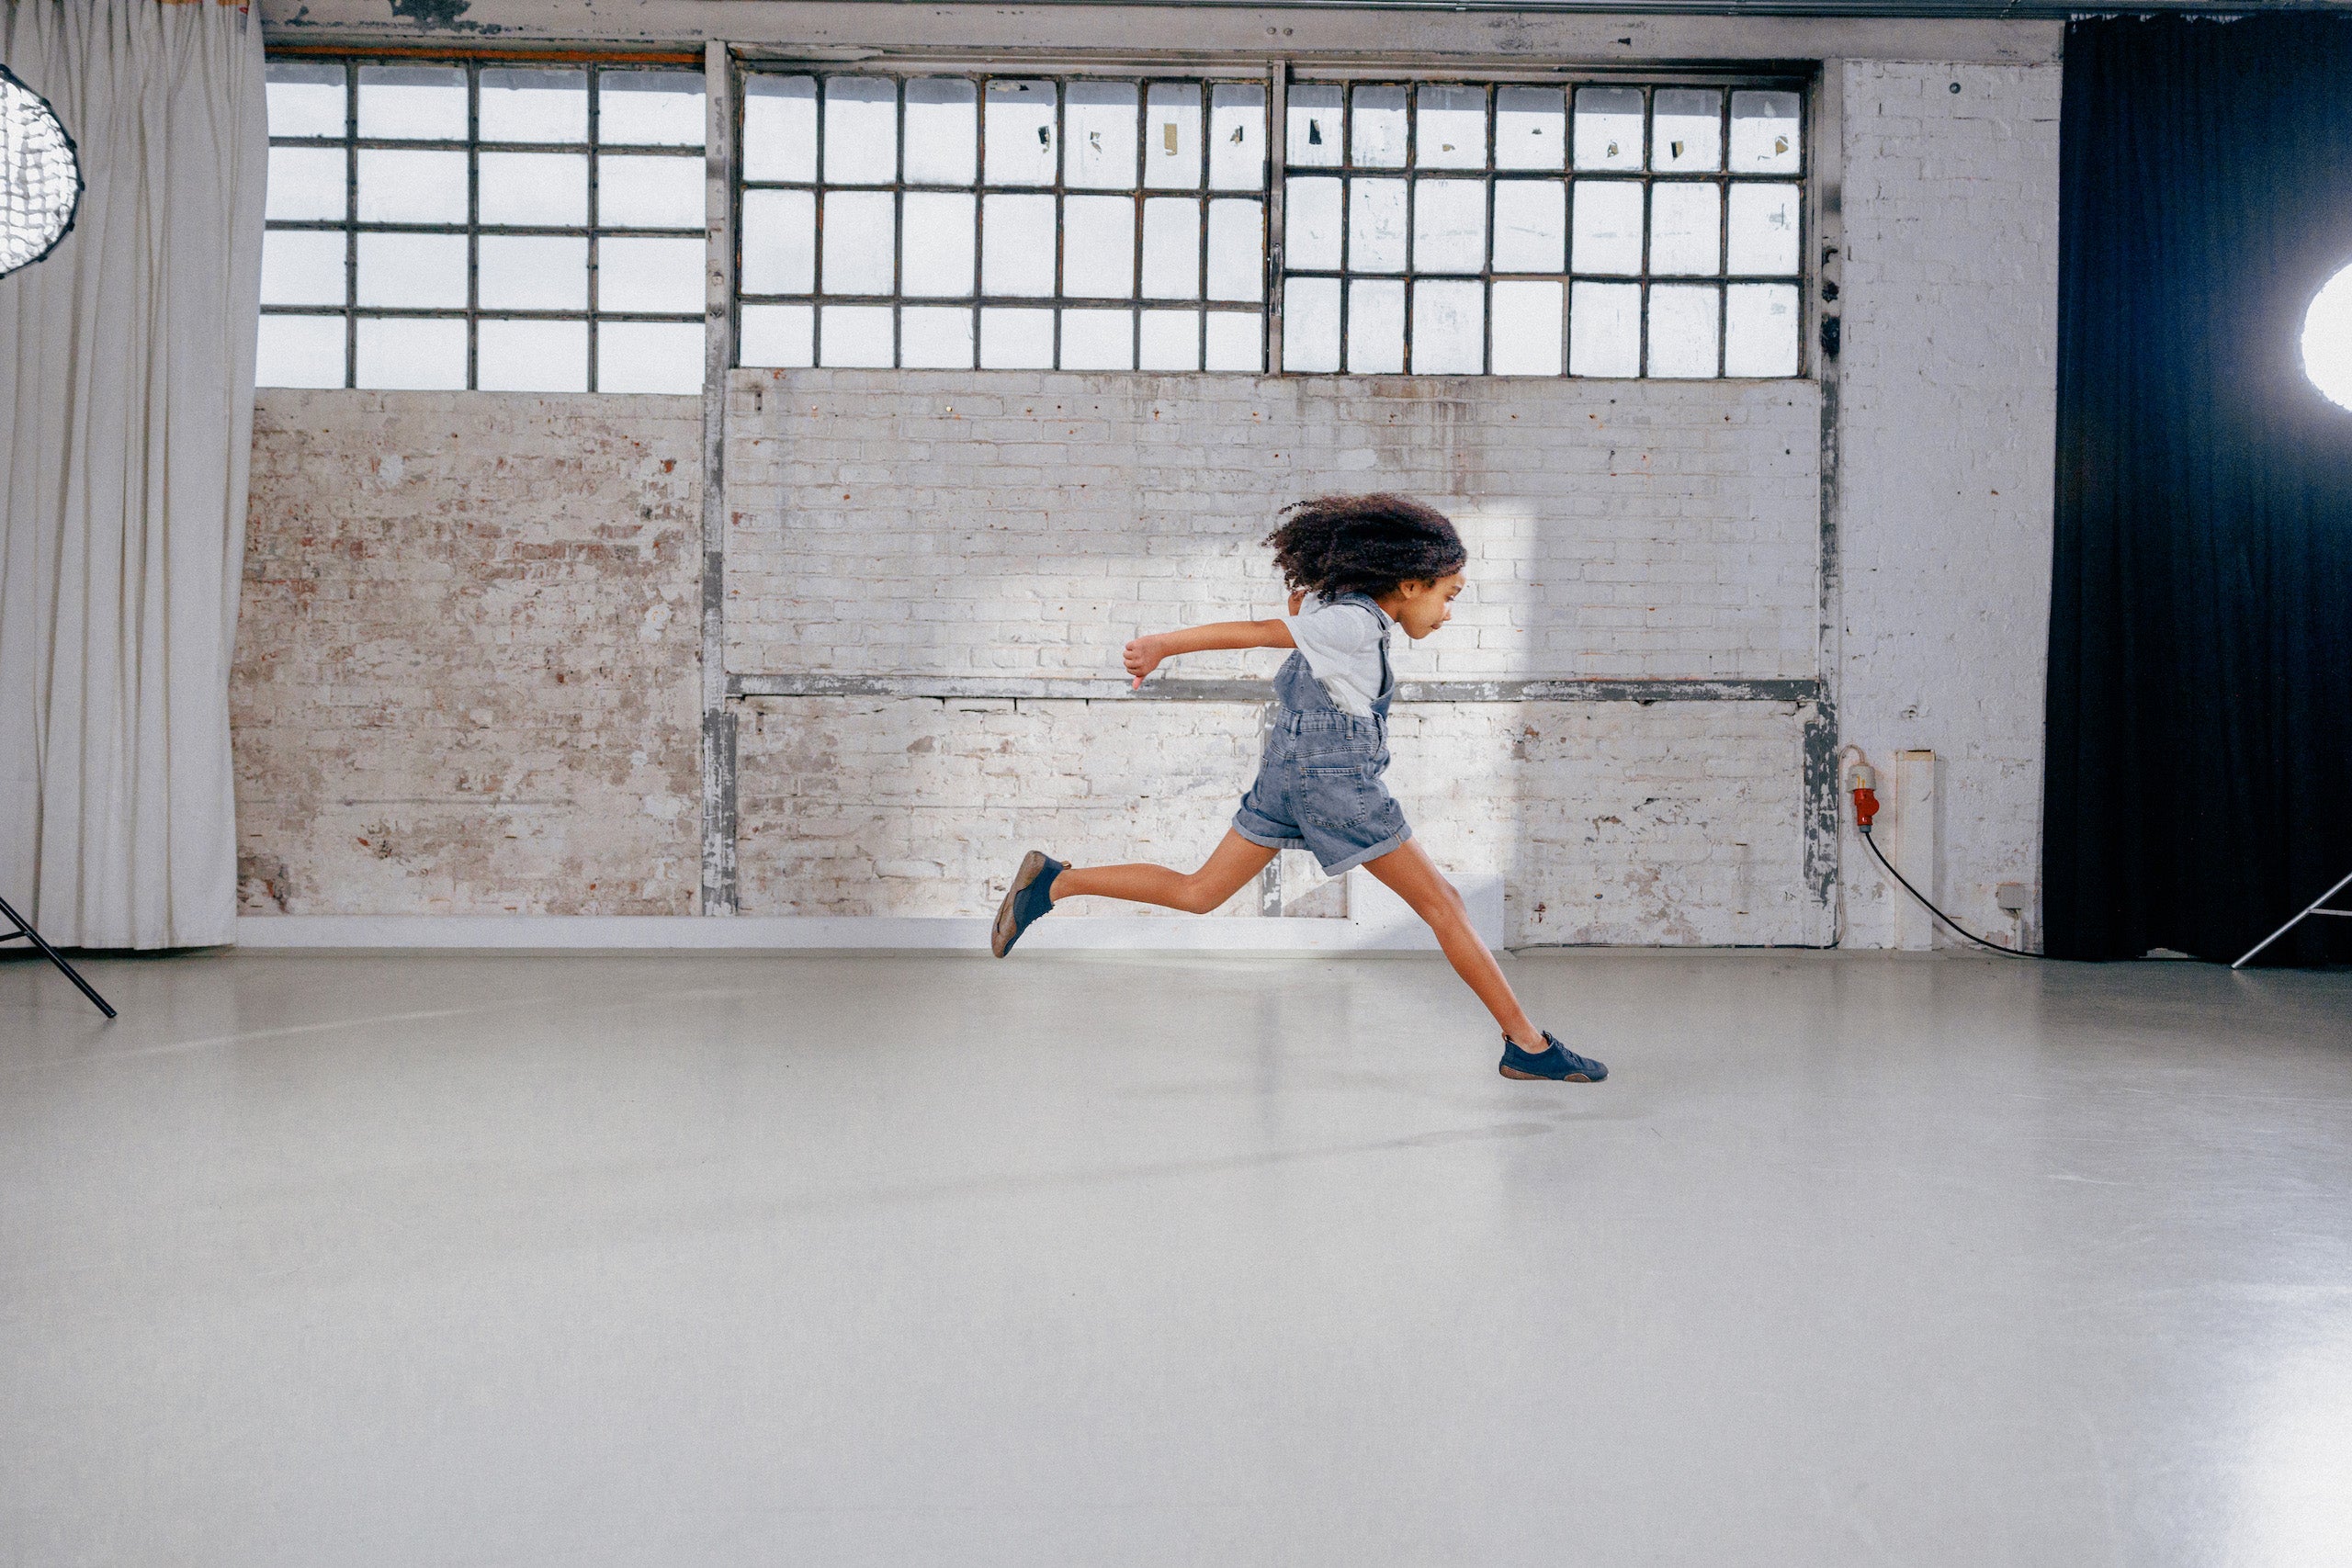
[1264,493,1468,601]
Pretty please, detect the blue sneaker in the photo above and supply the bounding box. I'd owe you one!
[1499,1030,1608,1083]
[990,850,1065,957]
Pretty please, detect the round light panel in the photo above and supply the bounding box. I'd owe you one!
[0,63,82,278]
[2301,262,2352,412]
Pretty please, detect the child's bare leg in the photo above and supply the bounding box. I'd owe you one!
[1052,830,1277,915]
[1362,840,1542,1047]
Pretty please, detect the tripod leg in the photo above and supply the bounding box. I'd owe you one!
[2232,868,2352,970]
[0,896,117,1019]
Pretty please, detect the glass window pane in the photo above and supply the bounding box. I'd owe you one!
[1650,183,1721,276]
[356,315,465,389]
[1063,195,1135,299]
[1491,279,1564,376]
[1411,278,1483,373]
[1647,282,1720,377]
[1205,311,1262,372]
[1572,182,1644,276]
[1284,177,1341,272]
[1208,84,1267,190]
[356,232,464,308]
[904,79,977,185]
[1653,88,1723,173]
[1347,279,1404,374]
[261,231,346,307]
[979,306,1055,368]
[742,75,817,182]
[599,320,705,391]
[984,81,1057,186]
[901,306,975,368]
[901,191,976,298]
[1351,85,1407,169]
[1416,85,1486,170]
[599,153,704,229]
[819,304,894,367]
[1138,308,1200,370]
[823,77,899,185]
[1059,308,1133,369]
[1144,83,1201,191]
[1065,82,1138,190]
[356,149,466,224]
[266,147,345,222]
[1573,86,1644,172]
[1724,282,1799,377]
[741,188,816,295]
[266,62,345,140]
[1349,178,1408,273]
[598,71,705,148]
[480,68,587,143]
[1569,280,1641,376]
[740,302,815,367]
[1727,183,1801,276]
[980,193,1056,297]
[598,235,703,313]
[480,234,587,310]
[1141,197,1200,299]
[480,152,587,228]
[1205,197,1262,302]
[1492,180,1565,273]
[357,65,463,141]
[820,190,895,296]
[1287,85,1342,170]
[255,314,346,388]
[1412,178,1485,275]
[478,318,588,391]
[1495,85,1565,172]
[1731,90,1801,176]
[1282,276,1340,371]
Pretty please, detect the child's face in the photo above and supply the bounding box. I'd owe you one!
[1384,572,1467,640]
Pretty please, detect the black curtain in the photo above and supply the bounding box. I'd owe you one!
[2048,16,2352,964]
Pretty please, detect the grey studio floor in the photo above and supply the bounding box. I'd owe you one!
[4,948,2351,1567]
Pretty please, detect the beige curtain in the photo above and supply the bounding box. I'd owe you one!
[0,0,265,947]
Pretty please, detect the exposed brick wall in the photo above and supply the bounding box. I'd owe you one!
[232,392,702,915]
[736,695,1813,944]
[723,371,1820,683]
[1836,61,2062,948]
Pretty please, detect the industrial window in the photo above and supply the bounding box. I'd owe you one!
[256,58,707,392]
[1280,82,1804,377]
[734,73,1270,372]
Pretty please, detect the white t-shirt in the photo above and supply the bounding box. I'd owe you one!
[1281,592,1393,717]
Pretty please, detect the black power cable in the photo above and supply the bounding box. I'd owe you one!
[1859,822,2045,960]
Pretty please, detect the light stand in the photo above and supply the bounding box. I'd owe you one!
[2232,868,2352,969]
[0,896,116,1018]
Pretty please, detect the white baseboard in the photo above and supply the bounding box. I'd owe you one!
[234,874,1505,953]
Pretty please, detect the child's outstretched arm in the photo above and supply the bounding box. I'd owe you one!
[1124,595,1304,688]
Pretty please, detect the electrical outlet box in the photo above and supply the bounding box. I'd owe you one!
[1996,883,2032,913]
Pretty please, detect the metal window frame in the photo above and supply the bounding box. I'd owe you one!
[1276,74,1809,379]
[733,64,1275,373]
[259,55,710,391]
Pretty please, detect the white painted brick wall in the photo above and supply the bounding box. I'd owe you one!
[1836,61,2061,949]
[736,695,1813,944]
[723,371,1820,684]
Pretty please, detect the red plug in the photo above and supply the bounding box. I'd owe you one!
[1849,761,1880,829]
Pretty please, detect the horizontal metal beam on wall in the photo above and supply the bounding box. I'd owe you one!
[729,673,1822,704]
[257,0,2063,64]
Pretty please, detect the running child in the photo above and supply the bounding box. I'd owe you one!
[989,493,1607,1084]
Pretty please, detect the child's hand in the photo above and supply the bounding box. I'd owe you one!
[1287,588,1306,616]
[1123,634,1164,689]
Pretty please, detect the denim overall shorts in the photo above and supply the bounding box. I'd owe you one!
[1231,592,1413,874]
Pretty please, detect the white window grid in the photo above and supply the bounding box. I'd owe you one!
[256,57,709,392]
[1277,80,1807,378]
[733,71,1272,374]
